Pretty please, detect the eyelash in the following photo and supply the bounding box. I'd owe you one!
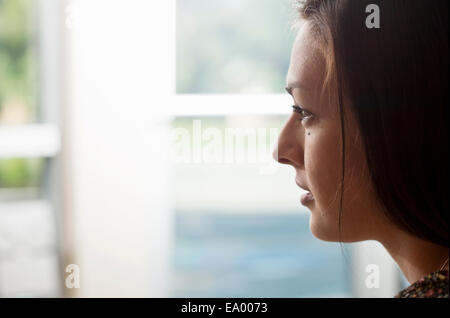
[292,105,313,122]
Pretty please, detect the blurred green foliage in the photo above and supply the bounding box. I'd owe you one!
[0,158,44,188]
[0,0,37,116]
[177,0,297,94]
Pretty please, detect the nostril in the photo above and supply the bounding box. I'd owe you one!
[278,158,291,165]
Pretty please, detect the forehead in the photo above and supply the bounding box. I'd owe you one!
[286,23,326,91]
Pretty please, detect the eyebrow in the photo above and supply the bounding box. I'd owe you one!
[285,82,309,96]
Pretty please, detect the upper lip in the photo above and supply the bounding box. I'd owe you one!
[295,179,311,192]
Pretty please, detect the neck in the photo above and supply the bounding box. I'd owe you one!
[377,228,449,284]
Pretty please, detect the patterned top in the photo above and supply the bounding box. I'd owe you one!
[394,270,449,298]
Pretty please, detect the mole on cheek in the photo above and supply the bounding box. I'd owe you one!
[307,132,311,136]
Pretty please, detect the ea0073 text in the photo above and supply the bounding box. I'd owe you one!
[225,302,268,313]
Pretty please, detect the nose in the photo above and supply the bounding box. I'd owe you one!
[272,116,304,168]
[272,144,292,165]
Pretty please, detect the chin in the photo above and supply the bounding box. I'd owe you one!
[308,208,356,243]
[309,219,342,242]
[309,215,372,243]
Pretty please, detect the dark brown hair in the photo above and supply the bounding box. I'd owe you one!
[295,0,449,246]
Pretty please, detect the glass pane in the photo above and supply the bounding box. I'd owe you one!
[169,115,352,297]
[0,2,59,298]
[0,0,43,197]
[0,0,38,125]
[0,158,45,202]
[173,211,350,297]
[176,0,296,94]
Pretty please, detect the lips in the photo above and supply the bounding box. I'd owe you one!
[295,178,314,206]
[300,192,314,206]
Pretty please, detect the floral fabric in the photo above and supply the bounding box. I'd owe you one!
[394,270,449,298]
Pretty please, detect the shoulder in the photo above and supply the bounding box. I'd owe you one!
[394,270,449,298]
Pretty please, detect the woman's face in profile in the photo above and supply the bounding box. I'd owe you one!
[274,23,391,242]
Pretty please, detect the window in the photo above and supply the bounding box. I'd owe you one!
[172,0,352,297]
[0,0,41,197]
[177,0,295,94]
[0,0,61,297]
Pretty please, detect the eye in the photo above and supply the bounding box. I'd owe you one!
[292,105,313,122]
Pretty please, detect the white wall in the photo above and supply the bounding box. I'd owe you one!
[63,0,175,297]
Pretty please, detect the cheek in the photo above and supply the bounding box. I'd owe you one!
[304,125,342,213]
[304,120,381,242]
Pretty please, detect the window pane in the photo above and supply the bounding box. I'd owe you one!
[176,0,296,94]
[0,0,43,197]
[170,116,352,297]
[0,0,38,125]
[0,158,44,188]
[0,1,59,298]
[0,157,45,203]
[173,211,350,297]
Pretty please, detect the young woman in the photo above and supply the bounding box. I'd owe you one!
[274,0,448,297]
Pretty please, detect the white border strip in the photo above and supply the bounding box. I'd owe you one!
[0,124,61,158]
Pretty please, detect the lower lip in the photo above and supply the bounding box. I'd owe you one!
[301,192,314,206]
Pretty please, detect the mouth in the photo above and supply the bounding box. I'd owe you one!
[295,179,310,192]
[295,179,315,206]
